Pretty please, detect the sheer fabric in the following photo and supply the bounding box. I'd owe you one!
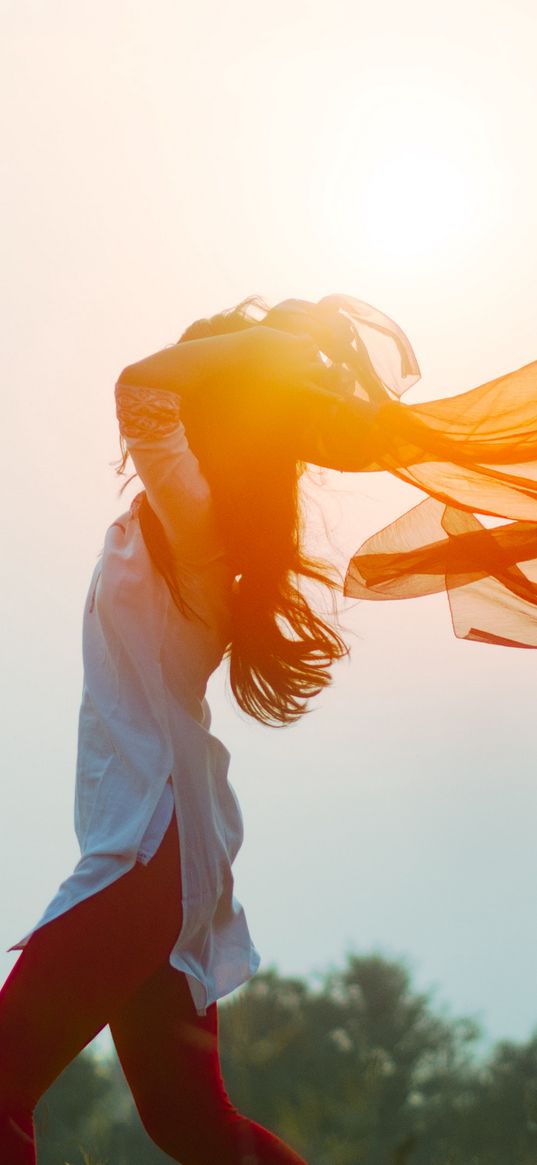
[334,305,537,647]
[265,296,537,648]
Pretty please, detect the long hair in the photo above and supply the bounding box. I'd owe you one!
[118,295,349,727]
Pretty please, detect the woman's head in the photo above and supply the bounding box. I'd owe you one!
[121,294,350,728]
[176,297,349,727]
[173,296,360,567]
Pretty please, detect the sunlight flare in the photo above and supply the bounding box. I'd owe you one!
[322,79,501,270]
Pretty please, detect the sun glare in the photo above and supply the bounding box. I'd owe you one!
[321,79,500,272]
[359,144,475,264]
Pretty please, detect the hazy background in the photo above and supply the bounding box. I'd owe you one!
[1,0,536,1061]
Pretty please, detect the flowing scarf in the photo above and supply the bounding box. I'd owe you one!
[263,296,537,649]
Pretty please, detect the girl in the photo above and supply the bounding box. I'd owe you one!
[1,294,536,1165]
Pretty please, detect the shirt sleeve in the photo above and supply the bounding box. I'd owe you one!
[115,381,226,567]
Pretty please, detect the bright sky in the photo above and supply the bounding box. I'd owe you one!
[2,0,537,1063]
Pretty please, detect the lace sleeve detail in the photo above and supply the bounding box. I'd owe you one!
[115,383,182,439]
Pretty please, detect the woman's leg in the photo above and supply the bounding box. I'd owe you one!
[0,812,183,1164]
[109,959,309,1165]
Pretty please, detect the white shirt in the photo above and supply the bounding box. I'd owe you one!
[8,384,260,1015]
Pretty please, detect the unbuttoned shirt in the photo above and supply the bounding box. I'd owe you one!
[8,383,260,1015]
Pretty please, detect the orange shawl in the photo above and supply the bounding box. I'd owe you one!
[266,295,537,648]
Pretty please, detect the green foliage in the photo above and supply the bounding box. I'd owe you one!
[35,1051,172,1165]
[218,955,481,1164]
[33,951,537,1165]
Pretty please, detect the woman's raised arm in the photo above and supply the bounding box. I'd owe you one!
[117,330,255,398]
[117,323,389,472]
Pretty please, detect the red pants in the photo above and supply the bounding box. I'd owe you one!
[0,812,308,1164]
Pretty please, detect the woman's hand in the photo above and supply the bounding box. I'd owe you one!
[235,324,358,413]
[217,325,383,469]
[241,324,325,387]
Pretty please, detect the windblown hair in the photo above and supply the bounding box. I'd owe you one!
[118,295,349,727]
